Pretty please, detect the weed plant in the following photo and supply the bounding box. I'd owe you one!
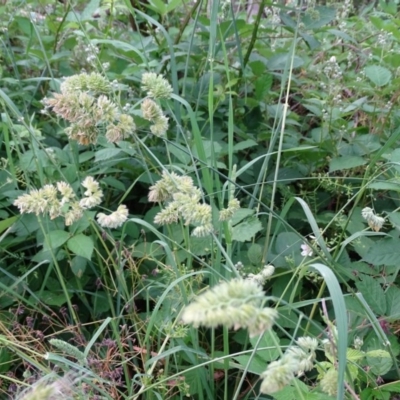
[1,0,400,399]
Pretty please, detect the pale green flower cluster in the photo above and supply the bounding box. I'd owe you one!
[140,72,172,136]
[148,171,213,237]
[219,198,240,221]
[246,264,275,285]
[319,367,338,396]
[43,72,136,144]
[16,373,79,400]
[141,98,169,137]
[260,336,318,394]
[96,204,129,229]
[361,207,385,232]
[181,278,277,337]
[14,177,128,229]
[141,72,173,99]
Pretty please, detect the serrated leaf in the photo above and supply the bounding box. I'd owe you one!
[386,286,400,319]
[67,234,94,260]
[356,274,387,315]
[362,236,400,266]
[247,243,263,265]
[232,217,262,242]
[329,156,366,172]
[347,348,365,361]
[364,65,392,87]
[43,230,70,251]
[366,349,392,375]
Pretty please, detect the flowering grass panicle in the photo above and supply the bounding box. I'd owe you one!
[14,176,104,226]
[79,176,103,209]
[361,207,385,232]
[260,357,300,394]
[246,264,275,285]
[43,72,135,144]
[149,171,213,236]
[320,367,338,396]
[219,198,240,221]
[260,336,318,394]
[181,279,277,337]
[141,98,169,137]
[16,373,80,400]
[141,72,173,99]
[96,204,129,229]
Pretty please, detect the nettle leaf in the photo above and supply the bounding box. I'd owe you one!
[364,65,392,87]
[67,234,94,260]
[362,236,400,265]
[232,217,262,242]
[329,156,366,173]
[356,274,387,315]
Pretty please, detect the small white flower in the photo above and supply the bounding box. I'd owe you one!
[301,243,313,257]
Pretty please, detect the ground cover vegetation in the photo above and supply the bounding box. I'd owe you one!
[1,0,400,398]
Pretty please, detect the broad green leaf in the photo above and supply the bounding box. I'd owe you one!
[267,54,304,71]
[329,156,366,172]
[232,353,267,375]
[364,65,392,87]
[247,243,263,265]
[250,330,280,363]
[366,349,392,375]
[33,291,70,307]
[347,348,365,361]
[254,75,272,101]
[43,230,70,251]
[302,6,336,30]
[0,216,17,235]
[94,148,121,162]
[367,181,400,191]
[80,0,100,21]
[356,274,387,315]
[386,286,400,319]
[67,234,94,260]
[362,236,400,266]
[232,217,262,242]
[71,256,87,278]
[275,232,302,257]
[233,139,258,152]
[231,208,254,225]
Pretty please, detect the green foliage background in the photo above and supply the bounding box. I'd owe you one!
[2,0,400,399]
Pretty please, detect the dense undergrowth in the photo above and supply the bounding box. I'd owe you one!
[2,0,400,399]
